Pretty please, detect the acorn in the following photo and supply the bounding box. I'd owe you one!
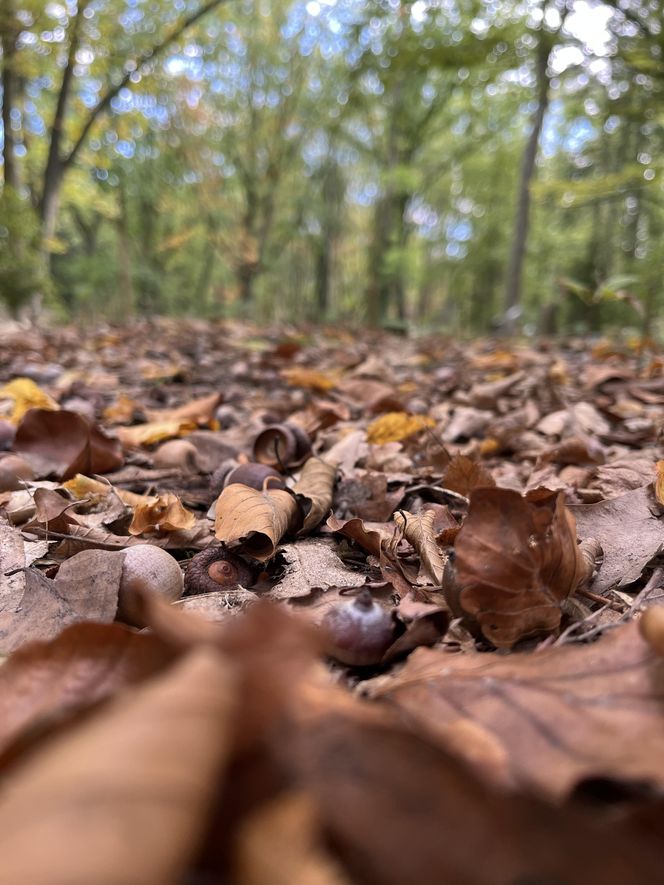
[117,544,184,627]
[184,545,259,596]
[321,589,397,667]
[224,462,286,491]
[153,438,201,472]
[0,454,35,492]
[252,423,311,470]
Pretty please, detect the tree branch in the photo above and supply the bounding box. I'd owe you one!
[63,0,230,169]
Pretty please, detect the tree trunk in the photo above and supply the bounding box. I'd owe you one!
[1,21,20,191]
[502,33,550,328]
[315,240,330,318]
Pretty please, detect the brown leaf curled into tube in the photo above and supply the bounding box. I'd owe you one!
[449,487,589,648]
[215,483,299,561]
[293,457,336,534]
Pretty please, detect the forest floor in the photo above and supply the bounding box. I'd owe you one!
[1,318,664,883]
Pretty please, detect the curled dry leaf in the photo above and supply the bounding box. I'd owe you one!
[393,510,445,586]
[13,409,124,480]
[326,514,390,559]
[215,483,299,561]
[0,648,235,885]
[450,487,590,648]
[293,457,336,534]
[129,492,197,536]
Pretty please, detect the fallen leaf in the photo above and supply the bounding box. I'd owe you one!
[393,510,445,585]
[364,620,664,802]
[145,392,222,424]
[281,367,337,392]
[0,647,235,884]
[215,484,299,561]
[0,622,174,757]
[269,539,363,600]
[13,409,124,480]
[0,378,59,423]
[293,457,336,533]
[116,418,197,448]
[572,484,663,592]
[366,412,435,445]
[450,488,590,647]
[655,460,664,506]
[0,550,125,654]
[129,492,197,535]
[442,454,496,497]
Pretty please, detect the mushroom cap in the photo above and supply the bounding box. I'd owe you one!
[117,544,184,627]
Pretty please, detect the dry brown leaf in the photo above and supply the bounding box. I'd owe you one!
[0,550,125,655]
[365,620,664,802]
[13,409,124,480]
[451,487,589,648]
[442,454,495,497]
[326,514,391,559]
[268,539,363,600]
[145,392,222,424]
[295,676,660,885]
[572,484,663,592]
[0,647,235,885]
[0,622,174,757]
[215,483,299,561]
[129,492,197,535]
[293,457,336,533]
[393,510,445,585]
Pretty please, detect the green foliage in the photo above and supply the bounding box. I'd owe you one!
[0,190,49,315]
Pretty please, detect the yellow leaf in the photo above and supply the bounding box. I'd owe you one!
[0,378,59,423]
[655,461,664,506]
[129,493,196,535]
[366,412,434,445]
[103,394,142,424]
[116,420,197,448]
[281,368,337,392]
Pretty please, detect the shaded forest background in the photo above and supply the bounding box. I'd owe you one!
[0,0,662,334]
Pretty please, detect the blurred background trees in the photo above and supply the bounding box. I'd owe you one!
[0,0,662,335]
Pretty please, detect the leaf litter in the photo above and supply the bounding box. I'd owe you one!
[1,321,664,881]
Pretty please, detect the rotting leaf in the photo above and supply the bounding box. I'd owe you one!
[450,487,590,648]
[215,483,299,561]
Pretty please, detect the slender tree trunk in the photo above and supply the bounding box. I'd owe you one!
[503,34,550,327]
[1,21,20,191]
[115,182,135,321]
[315,239,330,318]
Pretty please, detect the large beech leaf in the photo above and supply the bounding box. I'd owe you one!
[364,620,664,801]
[13,409,123,480]
[215,483,299,561]
[451,487,589,648]
[292,457,336,533]
[0,648,234,885]
[0,622,174,757]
